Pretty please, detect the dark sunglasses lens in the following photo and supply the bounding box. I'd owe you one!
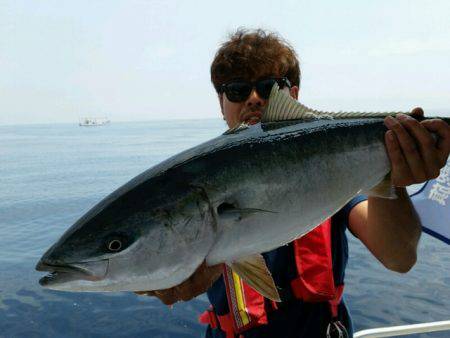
[255,79,278,99]
[225,82,252,102]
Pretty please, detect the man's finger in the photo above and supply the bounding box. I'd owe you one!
[385,116,427,182]
[421,119,450,166]
[135,291,156,296]
[173,275,200,302]
[175,263,223,301]
[410,107,424,117]
[154,289,178,305]
[396,114,441,179]
[135,289,179,305]
[385,130,413,186]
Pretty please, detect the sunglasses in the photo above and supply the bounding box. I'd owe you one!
[219,77,291,103]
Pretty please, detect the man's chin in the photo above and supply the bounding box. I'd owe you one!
[240,111,262,125]
[242,113,262,125]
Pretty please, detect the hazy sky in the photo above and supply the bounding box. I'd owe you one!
[1,0,449,125]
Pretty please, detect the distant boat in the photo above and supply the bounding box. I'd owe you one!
[78,117,110,126]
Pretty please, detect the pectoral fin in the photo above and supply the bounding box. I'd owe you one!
[217,203,276,223]
[365,173,397,199]
[229,254,281,302]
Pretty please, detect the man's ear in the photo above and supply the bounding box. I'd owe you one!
[289,86,299,100]
[218,93,225,117]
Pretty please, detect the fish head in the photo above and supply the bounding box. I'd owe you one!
[35,204,143,291]
[36,188,216,292]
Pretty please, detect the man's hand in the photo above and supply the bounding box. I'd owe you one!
[350,108,449,272]
[135,261,223,305]
[384,107,450,187]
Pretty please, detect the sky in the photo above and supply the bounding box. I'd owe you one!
[1,0,449,125]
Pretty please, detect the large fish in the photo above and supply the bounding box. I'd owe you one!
[36,85,449,300]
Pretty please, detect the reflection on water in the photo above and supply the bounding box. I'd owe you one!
[0,121,449,337]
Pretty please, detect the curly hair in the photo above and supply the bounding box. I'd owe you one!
[211,28,301,93]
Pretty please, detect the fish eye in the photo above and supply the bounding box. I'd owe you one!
[107,239,122,252]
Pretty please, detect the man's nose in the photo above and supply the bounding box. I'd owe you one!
[245,88,266,108]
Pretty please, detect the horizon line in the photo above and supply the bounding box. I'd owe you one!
[0,117,224,127]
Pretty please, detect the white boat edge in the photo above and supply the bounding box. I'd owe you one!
[354,320,450,337]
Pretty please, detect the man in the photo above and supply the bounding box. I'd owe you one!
[138,29,450,337]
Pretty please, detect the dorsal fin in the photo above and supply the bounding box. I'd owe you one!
[262,84,411,122]
[262,84,318,123]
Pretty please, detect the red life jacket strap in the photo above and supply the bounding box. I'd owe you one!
[329,284,344,319]
[199,306,218,328]
[222,265,269,333]
[290,219,336,302]
[199,219,345,335]
[199,307,236,338]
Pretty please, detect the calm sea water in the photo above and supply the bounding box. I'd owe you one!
[0,120,448,338]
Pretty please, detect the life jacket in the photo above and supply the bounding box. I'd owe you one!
[198,218,345,338]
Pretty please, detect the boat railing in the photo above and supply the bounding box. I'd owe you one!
[353,320,450,337]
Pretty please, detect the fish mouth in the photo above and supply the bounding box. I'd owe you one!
[36,259,109,288]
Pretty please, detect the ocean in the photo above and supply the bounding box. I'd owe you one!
[0,120,448,338]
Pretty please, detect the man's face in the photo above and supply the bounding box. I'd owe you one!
[219,76,299,128]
